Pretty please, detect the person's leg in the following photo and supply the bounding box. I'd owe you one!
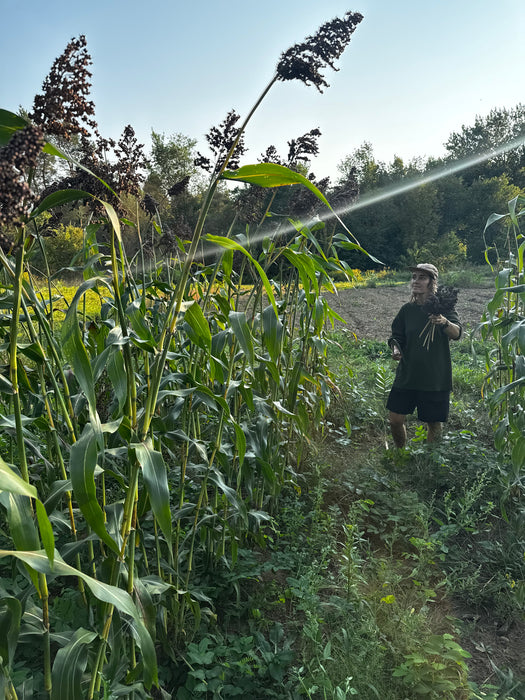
[388,411,407,448]
[427,421,442,443]
[417,391,449,444]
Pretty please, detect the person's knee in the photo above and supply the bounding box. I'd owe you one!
[388,412,405,428]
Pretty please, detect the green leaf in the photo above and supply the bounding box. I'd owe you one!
[0,457,37,499]
[0,109,28,146]
[222,163,381,265]
[262,304,283,364]
[511,435,525,470]
[126,298,156,345]
[0,459,54,564]
[35,500,55,565]
[5,493,40,553]
[69,428,119,554]
[231,419,246,468]
[51,628,98,700]
[0,596,21,669]
[204,234,278,316]
[229,311,254,365]
[484,211,508,232]
[102,200,124,249]
[223,163,331,207]
[0,109,27,129]
[0,549,158,689]
[107,347,128,413]
[61,277,110,446]
[133,441,172,547]
[30,190,93,219]
[0,373,13,394]
[1,493,40,591]
[184,301,212,352]
[282,248,319,298]
[209,468,247,525]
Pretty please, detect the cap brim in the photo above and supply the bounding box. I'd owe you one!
[408,266,436,278]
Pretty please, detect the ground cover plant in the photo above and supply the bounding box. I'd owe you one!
[0,12,524,700]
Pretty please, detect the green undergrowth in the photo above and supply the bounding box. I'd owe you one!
[151,335,525,698]
[297,334,525,698]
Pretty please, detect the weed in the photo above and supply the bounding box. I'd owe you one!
[393,633,471,698]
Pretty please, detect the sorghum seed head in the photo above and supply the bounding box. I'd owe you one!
[276,11,363,92]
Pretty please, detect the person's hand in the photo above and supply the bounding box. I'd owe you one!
[392,345,402,361]
[429,314,448,327]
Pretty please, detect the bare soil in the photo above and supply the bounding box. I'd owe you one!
[323,284,494,339]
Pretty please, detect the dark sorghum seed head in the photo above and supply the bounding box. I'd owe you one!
[276,11,363,92]
[111,125,148,198]
[37,125,147,216]
[194,154,212,173]
[260,146,283,165]
[0,125,45,227]
[195,109,247,174]
[287,128,322,167]
[287,173,331,219]
[30,35,98,141]
[142,193,159,217]
[0,231,15,254]
[157,216,191,254]
[167,175,190,197]
[422,285,459,316]
[259,128,322,171]
[234,183,270,224]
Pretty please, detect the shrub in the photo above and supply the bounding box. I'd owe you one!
[33,223,84,275]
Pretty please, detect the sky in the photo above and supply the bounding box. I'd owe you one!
[1,0,524,180]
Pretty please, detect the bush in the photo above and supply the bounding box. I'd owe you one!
[32,224,84,275]
[403,232,467,271]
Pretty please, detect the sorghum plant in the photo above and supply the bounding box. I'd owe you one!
[482,196,525,489]
[0,10,366,698]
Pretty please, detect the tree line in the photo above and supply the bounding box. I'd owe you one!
[142,103,525,274]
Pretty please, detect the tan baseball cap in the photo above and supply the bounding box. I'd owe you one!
[409,263,438,279]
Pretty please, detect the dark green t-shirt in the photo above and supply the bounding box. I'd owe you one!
[388,302,461,392]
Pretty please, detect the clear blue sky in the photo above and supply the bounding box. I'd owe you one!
[1,0,524,179]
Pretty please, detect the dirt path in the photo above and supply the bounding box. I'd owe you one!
[323,285,494,339]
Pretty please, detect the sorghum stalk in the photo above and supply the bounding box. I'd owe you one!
[10,241,30,482]
[37,364,87,601]
[9,239,53,694]
[110,227,138,431]
[141,76,278,442]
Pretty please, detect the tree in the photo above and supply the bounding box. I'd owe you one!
[338,141,387,192]
[460,175,522,263]
[145,130,202,198]
[444,104,525,187]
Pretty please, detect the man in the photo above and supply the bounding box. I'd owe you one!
[386,263,461,448]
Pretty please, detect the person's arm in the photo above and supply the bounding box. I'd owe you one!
[388,307,406,359]
[429,314,461,340]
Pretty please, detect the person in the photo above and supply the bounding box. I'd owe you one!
[386,263,462,448]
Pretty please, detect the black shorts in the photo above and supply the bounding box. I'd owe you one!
[386,388,450,423]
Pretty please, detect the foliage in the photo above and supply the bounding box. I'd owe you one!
[177,627,293,698]
[481,195,525,494]
[0,13,369,697]
[444,104,525,187]
[30,223,84,275]
[392,633,471,698]
[403,231,467,271]
[1,13,524,700]
[335,127,525,268]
